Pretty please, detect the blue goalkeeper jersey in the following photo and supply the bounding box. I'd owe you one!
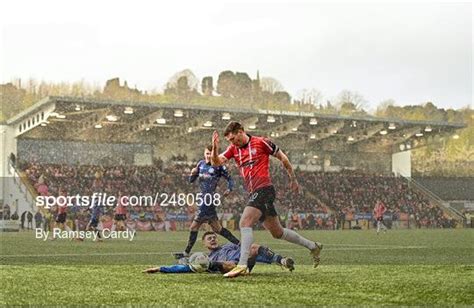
[189,160,234,195]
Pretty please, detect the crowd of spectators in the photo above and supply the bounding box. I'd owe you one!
[413,176,474,201]
[298,169,453,227]
[18,160,456,230]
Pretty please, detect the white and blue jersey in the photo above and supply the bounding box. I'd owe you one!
[208,243,275,266]
[189,160,233,219]
[158,244,279,274]
[208,243,241,263]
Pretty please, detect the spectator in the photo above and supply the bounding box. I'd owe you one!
[3,204,10,220]
[11,211,19,220]
[34,211,43,229]
[27,211,33,229]
[20,212,26,230]
[19,161,453,231]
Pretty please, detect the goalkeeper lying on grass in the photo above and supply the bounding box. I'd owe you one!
[144,231,295,274]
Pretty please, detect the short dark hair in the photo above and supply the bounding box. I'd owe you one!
[205,144,213,152]
[224,121,244,136]
[202,231,216,241]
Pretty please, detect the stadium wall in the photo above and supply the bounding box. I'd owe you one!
[0,125,6,202]
[392,150,411,177]
[1,124,18,203]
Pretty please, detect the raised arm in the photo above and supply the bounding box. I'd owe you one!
[211,130,229,166]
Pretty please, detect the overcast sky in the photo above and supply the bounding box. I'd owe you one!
[0,0,472,110]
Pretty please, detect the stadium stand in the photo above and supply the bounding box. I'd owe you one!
[413,177,474,201]
[19,160,457,231]
[1,97,466,231]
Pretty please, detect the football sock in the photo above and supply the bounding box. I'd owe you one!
[219,227,240,245]
[256,245,283,264]
[185,231,198,254]
[281,228,316,250]
[238,227,253,266]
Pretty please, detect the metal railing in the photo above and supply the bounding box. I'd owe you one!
[405,177,465,222]
[8,159,37,212]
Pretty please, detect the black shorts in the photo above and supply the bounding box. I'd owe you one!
[376,217,384,222]
[89,217,99,228]
[194,205,218,224]
[114,214,126,221]
[247,185,277,222]
[193,214,219,224]
[55,213,67,224]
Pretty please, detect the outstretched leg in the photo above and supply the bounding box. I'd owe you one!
[263,216,322,268]
[174,220,202,260]
[209,220,240,245]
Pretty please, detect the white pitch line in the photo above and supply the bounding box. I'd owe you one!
[0,246,427,258]
[0,252,173,258]
[137,240,429,248]
[277,246,427,251]
[151,241,428,248]
[251,243,427,248]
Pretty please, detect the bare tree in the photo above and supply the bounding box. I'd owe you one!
[376,99,396,116]
[260,77,284,94]
[336,90,368,111]
[296,88,324,106]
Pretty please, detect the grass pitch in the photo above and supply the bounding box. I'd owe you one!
[1,229,473,305]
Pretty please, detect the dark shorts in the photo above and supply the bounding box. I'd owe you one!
[55,213,67,224]
[89,217,99,228]
[376,216,384,222]
[193,204,218,224]
[247,185,277,222]
[114,214,126,221]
